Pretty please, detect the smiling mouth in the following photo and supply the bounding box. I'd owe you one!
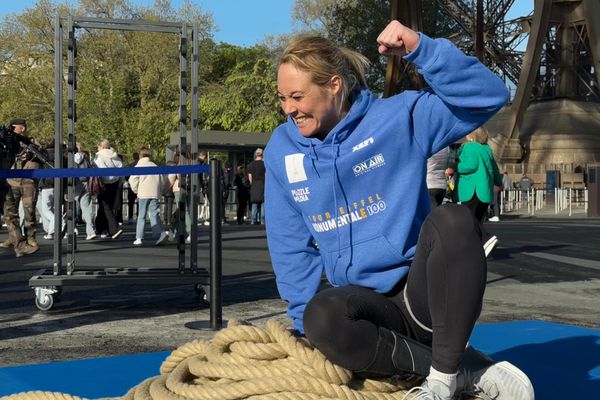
[294,116,309,125]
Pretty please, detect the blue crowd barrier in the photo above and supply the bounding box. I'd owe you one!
[0,164,210,179]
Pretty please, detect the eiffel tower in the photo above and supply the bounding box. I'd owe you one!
[386,0,600,172]
[490,0,600,172]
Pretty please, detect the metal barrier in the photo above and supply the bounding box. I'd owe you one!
[501,187,588,216]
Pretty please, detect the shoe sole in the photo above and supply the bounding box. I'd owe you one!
[484,236,498,257]
[475,361,535,400]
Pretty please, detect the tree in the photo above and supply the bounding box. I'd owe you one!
[291,0,457,94]
[199,43,283,133]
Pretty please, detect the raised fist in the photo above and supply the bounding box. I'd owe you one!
[377,20,420,57]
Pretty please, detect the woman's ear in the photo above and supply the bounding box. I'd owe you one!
[329,75,342,96]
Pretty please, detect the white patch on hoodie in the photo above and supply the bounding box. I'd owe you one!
[285,153,307,184]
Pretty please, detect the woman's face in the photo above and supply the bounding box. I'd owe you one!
[277,63,341,140]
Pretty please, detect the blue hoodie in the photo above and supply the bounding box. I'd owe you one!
[264,34,509,333]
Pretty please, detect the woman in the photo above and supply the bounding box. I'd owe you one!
[233,165,250,224]
[128,148,168,246]
[456,127,503,256]
[94,139,123,239]
[264,20,533,400]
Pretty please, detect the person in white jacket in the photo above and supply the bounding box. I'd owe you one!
[128,148,168,245]
[94,139,123,239]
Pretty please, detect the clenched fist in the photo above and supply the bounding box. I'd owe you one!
[377,20,420,57]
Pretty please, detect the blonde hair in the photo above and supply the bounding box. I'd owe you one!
[98,139,111,149]
[279,35,370,115]
[467,127,489,144]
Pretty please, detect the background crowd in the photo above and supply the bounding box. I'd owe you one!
[0,117,266,258]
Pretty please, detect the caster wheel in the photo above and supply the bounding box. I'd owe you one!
[35,293,54,311]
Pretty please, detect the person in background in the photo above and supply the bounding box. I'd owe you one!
[221,162,234,223]
[128,147,168,246]
[125,152,139,224]
[264,21,533,400]
[73,143,96,240]
[519,173,534,202]
[426,147,452,209]
[198,151,209,225]
[168,152,193,243]
[1,118,42,257]
[247,148,265,225]
[36,139,65,240]
[93,139,123,239]
[456,127,503,256]
[233,165,251,224]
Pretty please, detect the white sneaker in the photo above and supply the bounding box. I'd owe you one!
[458,361,534,400]
[100,234,108,239]
[401,378,454,400]
[488,216,500,222]
[155,232,168,245]
[166,230,175,242]
[483,236,498,258]
[133,238,142,246]
[203,221,210,226]
[185,235,191,244]
[86,234,97,241]
[43,234,54,240]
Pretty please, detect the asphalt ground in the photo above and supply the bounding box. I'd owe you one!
[1,210,599,367]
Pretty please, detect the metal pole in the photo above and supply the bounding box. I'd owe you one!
[66,17,76,274]
[190,23,199,273]
[209,158,222,330]
[569,187,572,216]
[177,24,188,273]
[475,0,484,61]
[53,15,63,276]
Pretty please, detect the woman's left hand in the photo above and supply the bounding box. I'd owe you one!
[377,20,420,57]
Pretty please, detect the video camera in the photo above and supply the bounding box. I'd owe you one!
[0,124,53,169]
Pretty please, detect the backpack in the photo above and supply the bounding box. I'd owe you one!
[88,176,105,197]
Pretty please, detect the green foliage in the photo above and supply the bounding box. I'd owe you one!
[1,0,284,166]
[199,44,283,133]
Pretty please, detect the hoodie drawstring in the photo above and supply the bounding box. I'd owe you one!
[331,131,342,260]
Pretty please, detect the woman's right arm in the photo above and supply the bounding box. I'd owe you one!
[265,157,324,334]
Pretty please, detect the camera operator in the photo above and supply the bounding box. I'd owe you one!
[0,119,43,257]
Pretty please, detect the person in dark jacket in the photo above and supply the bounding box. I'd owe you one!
[233,165,251,224]
[247,148,265,224]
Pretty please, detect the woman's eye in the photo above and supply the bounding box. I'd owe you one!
[292,96,303,101]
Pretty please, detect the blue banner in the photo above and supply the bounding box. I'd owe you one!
[0,164,210,179]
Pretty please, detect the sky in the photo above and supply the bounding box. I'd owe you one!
[0,0,533,47]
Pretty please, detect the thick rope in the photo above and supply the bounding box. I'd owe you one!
[1,319,430,400]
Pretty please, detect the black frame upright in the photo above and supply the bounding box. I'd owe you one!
[30,15,222,330]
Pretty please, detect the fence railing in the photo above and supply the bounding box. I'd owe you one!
[500,187,588,216]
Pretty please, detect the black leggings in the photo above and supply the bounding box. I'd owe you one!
[304,203,486,375]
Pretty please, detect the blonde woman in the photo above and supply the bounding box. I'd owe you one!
[264,20,532,400]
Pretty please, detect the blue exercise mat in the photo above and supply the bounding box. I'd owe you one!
[1,321,598,399]
[469,320,600,399]
[0,351,170,398]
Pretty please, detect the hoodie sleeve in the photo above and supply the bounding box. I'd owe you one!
[402,34,509,157]
[264,156,324,334]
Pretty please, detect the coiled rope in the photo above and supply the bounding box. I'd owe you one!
[1,319,420,400]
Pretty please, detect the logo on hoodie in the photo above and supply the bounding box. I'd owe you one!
[285,153,307,184]
[353,153,385,176]
[352,137,374,152]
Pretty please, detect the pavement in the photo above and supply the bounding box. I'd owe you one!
[1,208,599,369]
